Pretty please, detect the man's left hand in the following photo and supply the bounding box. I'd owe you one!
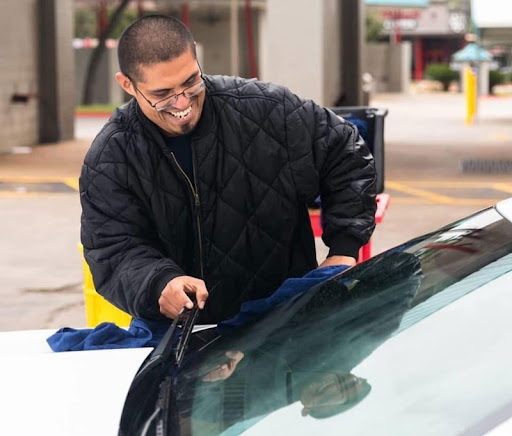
[318,255,356,268]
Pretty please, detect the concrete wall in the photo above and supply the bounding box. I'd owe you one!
[0,1,39,152]
[365,42,412,93]
[0,0,74,152]
[259,0,341,106]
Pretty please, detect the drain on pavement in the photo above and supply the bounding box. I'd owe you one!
[459,159,512,174]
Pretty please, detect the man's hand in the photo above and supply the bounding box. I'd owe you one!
[202,351,245,382]
[159,276,209,319]
[318,255,356,268]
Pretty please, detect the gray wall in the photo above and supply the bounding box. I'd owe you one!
[259,0,341,106]
[0,0,39,152]
[364,42,412,93]
[0,0,74,152]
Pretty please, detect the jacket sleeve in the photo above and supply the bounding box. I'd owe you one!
[285,94,377,259]
[79,133,184,319]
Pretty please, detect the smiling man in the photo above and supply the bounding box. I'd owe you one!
[79,15,377,324]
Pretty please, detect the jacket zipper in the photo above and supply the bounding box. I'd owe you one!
[169,152,204,279]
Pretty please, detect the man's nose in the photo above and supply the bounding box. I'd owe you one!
[172,92,191,110]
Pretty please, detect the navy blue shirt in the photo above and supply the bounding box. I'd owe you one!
[165,134,193,182]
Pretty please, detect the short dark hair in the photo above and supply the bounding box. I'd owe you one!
[118,15,196,82]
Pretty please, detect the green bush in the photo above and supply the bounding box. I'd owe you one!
[489,70,505,94]
[425,64,459,91]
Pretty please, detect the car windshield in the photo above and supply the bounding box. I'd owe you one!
[119,204,512,436]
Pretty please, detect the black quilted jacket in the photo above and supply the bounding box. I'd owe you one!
[80,75,376,323]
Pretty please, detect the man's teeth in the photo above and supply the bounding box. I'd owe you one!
[170,106,192,119]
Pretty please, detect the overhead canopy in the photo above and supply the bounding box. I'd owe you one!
[451,43,492,63]
[365,0,429,7]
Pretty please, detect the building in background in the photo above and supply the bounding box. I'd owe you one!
[2,0,368,152]
[366,0,471,81]
[471,0,512,68]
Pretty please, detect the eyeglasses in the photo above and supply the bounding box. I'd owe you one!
[128,73,205,112]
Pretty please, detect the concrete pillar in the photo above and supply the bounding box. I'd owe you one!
[259,0,341,106]
[339,0,364,106]
[259,0,324,102]
[38,0,74,143]
[0,0,39,152]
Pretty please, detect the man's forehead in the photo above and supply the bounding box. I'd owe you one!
[136,51,198,87]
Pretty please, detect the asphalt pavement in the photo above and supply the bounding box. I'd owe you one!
[1,91,511,331]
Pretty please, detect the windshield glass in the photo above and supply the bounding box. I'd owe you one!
[120,207,512,436]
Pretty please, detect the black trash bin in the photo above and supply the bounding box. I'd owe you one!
[330,106,388,194]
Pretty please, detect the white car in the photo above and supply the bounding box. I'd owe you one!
[1,198,512,436]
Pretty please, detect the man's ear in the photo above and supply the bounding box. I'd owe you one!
[115,72,136,97]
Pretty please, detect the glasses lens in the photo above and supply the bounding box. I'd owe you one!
[184,81,205,98]
[155,96,177,111]
[154,81,204,112]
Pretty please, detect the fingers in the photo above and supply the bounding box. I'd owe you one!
[201,351,244,382]
[158,289,190,319]
[225,350,244,363]
[159,276,210,319]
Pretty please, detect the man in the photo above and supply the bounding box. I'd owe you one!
[79,15,377,324]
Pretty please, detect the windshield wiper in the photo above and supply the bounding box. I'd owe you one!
[174,282,220,367]
[134,280,217,381]
[132,309,184,383]
[175,305,200,367]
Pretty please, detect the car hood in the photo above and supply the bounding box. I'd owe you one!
[0,329,152,436]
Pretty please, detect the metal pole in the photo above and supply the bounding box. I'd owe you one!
[230,0,239,76]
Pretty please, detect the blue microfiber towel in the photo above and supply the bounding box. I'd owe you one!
[345,117,369,145]
[46,318,173,352]
[216,265,350,334]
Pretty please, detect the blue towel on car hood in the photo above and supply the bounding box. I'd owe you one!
[216,265,349,334]
[47,266,349,351]
[46,318,172,352]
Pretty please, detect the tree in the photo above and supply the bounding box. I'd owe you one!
[366,11,384,43]
[75,7,96,38]
[81,0,130,105]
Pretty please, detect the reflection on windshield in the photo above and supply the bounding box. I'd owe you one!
[172,252,423,435]
[119,208,512,436]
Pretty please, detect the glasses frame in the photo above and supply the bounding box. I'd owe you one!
[127,63,205,112]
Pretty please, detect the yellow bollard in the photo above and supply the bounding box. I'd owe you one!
[78,244,132,327]
[465,66,477,125]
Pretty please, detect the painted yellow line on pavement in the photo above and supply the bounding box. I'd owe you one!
[0,192,75,198]
[0,176,80,192]
[493,183,512,194]
[385,181,454,204]
[0,176,72,183]
[62,177,79,191]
